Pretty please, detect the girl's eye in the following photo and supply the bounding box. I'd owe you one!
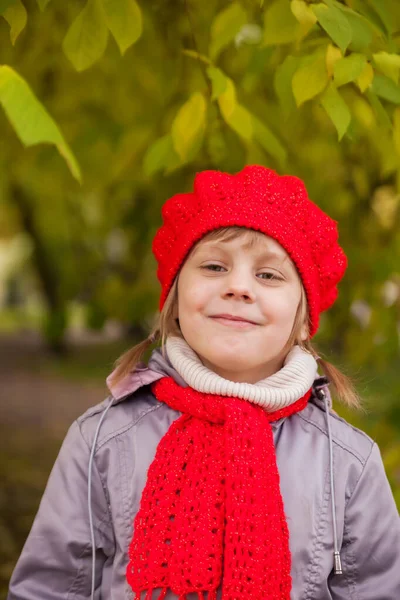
[258,272,281,281]
[202,264,225,272]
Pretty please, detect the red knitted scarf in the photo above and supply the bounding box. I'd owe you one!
[127,377,311,600]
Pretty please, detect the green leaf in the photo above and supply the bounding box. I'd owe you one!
[290,0,317,39]
[320,83,351,140]
[345,12,373,52]
[356,62,374,93]
[334,54,367,87]
[393,108,400,158]
[171,92,206,161]
[224,104,253,140]
[312,3,352,54]
[251,113,286,166]
[292,51,329,107]
[263,0,299,46]
[274,55,300,118]
[218,77,237,119]
[371,74,400,105]
[327,0,374,51]
[326,43,342,78]
[63,0,109,72]
[209,1,247,60]
[367,90,392,130]
[143,134,179,176]
[0,66,81,181]
[3,0,27,44]
[206,66,228,101]
[217,78,252,140]
[0,0,16,14]
[101,0,142,55]
[365,0,393,34]
[373,52,400,85]
[351,0,387,36]
[291,0,317,26]
[36,0,52,9]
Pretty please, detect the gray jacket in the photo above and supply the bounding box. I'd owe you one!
[8,350,400,599]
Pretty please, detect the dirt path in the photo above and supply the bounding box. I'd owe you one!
[0,332,109,437]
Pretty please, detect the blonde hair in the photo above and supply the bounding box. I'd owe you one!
[110,228,360,409]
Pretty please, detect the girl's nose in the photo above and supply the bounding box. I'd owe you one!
[222,272,256,302]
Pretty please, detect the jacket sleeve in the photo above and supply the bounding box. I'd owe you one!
[7,420,115,600]
[329,442,400,600]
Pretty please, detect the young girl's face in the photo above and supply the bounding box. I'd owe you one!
[176,230,307,383]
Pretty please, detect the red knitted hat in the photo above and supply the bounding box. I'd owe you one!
[152,165,347,336]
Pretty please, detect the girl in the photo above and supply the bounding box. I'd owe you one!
[8,165,400,599]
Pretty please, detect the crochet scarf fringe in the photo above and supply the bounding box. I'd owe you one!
[127,377,311,600]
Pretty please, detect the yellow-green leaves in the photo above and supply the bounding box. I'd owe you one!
[210,1,247,60]
[367,90,392,130]
[37,0,50,11]
[0,0,15,11]
[217,76,252,140]
[63,0,109,72]
[251,113,287,166]
[217,77,235,120]
[393,108,400,159]
[334,53,367,87]
[371,75,400,105]
[102,0,142,55]
[312,3,352,54]
[321,83,351,140]
[208,67,285,165]
[63,0,143,70]
[0,66,81,182]
[36,0,51,9]
[290,0,317,38]
[274,56,300,118]
[2,0,27,45]
[325,45,373,93]
[144,93,207,174]
[264,0,299,46]
[356,62,374,93]
[326,44,342,78]
[291,0,317,27]
[207,66,228,101]
[143,135,179,177]
[171,92,206,161]
[342,9,372,52]
[373,52,400,85]
[292,51,329,106]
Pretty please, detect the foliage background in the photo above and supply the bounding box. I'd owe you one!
[0,0,399,596]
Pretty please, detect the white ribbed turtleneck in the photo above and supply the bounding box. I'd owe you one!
[165,336,318,413]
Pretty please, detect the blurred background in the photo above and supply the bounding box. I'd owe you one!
[1,0,400,595]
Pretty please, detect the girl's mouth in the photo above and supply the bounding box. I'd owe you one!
[209,315,259,328]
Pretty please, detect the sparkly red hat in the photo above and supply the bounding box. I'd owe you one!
[152,165,347,336]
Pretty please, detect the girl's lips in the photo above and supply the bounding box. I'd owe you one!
[209,316,258,329]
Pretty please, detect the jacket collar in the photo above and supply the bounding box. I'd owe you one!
[106,347,331,414]
[106,348,184,404]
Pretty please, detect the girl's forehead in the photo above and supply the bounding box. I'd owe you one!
[195,229,290,259]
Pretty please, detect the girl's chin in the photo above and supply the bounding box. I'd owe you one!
[199,343,286,376]
[201,352,262,373]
